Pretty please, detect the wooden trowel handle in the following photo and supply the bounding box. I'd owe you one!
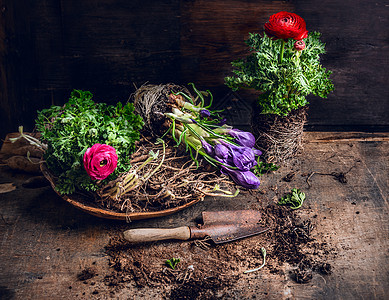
[123,226,191,243]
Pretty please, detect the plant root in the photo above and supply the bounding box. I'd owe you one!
[132,83,192,136]
[251,106,307,163]
[97,137,238,214]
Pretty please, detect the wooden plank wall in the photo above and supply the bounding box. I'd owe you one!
[0,0,388,139]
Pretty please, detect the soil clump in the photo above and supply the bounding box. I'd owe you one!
[101,203,333,299]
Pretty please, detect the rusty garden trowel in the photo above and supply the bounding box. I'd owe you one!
[123,210,268,244]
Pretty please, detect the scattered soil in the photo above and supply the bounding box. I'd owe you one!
[282,171,296,182]
[77,267,98,281]
[259,204,333,282]
[306,169,353,187]
[100,203,333,299]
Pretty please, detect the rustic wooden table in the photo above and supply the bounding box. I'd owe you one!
[0,132,388,299]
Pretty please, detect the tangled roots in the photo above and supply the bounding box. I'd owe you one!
[251,106,307,163]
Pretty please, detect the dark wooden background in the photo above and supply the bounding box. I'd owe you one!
[1,0,388,140]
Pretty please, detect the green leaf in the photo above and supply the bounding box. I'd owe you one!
[254,160,280,176]
[165,258,180,270]
[35,90,144,195]
[225,32,334,116]
[277,188,306,209]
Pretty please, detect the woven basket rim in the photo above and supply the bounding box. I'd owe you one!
[40,163,203,221]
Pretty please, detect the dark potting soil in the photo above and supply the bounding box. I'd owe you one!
[99,204,333,299]
[77,267,98,281]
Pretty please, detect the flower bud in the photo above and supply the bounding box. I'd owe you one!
[214,144,230,159]
[218,140,258,171]
[200,138,214,156]
[252,148,262,156]
[199,109,211,118]
[294,40,306,51]
[221,167,260,189]
[232,148,257,171]
[217,118,227,126]
[228,129,256,148]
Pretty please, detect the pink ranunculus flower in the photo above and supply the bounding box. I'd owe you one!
[83,143,118,180]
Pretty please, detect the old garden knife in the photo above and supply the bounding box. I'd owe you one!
[123,210,268,244]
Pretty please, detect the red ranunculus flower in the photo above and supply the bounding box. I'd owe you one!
[83,143,118,180]
[264,11,308,41]
[294,40,306,51]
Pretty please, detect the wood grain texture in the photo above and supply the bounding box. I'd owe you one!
[0,0,388,140]
[294,0,389,130]
[123,227,191,243]
[0,132,388,298]
[180,0,293,87]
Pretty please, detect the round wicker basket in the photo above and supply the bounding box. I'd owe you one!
[40,164,203,221]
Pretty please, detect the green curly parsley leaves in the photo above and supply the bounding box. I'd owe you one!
[277,188,306,210]
[225,32,334,116]
[253,160,280,176]
[36,90,144,195]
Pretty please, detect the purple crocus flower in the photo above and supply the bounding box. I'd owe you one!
[228,129,256,148]
[220,139,261,157]
[214,143,229,159]
[218,140,257,171]
[252,148,262,156]
[199,109,211,118]
[200,138,214,156]
[232,148,257,171]
[221,166,260,189]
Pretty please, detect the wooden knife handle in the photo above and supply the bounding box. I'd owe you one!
[123,226,191,243]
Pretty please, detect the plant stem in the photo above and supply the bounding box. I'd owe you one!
[188,83,204,107]
[279,40,286,64]
[244,247,266,274]
[204,90,213,109]
[9,126,48,151]
[173,91,194,105]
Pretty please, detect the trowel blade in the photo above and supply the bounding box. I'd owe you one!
[202,210,262,226]
[190,210,269,244]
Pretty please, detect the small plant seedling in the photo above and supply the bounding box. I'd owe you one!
[165,258,181,270]
[254,160,280,176]
[278,188,306,209]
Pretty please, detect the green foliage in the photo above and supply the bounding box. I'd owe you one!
[165,258,180,270]
[253,160,280,176]
[225,32,334,116]
[36,90,144,194]
[277,188,306,209]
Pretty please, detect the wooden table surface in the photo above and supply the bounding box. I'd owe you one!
[0,132,388,299]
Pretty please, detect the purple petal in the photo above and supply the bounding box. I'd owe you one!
[252,148,262,156]
[217,118,227,126]
[232,148,257,171]
[221,167,260,189]
[214,144,230,159]
[200,139,214,156]
[228,129,256,148]
[199,109,211,118]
